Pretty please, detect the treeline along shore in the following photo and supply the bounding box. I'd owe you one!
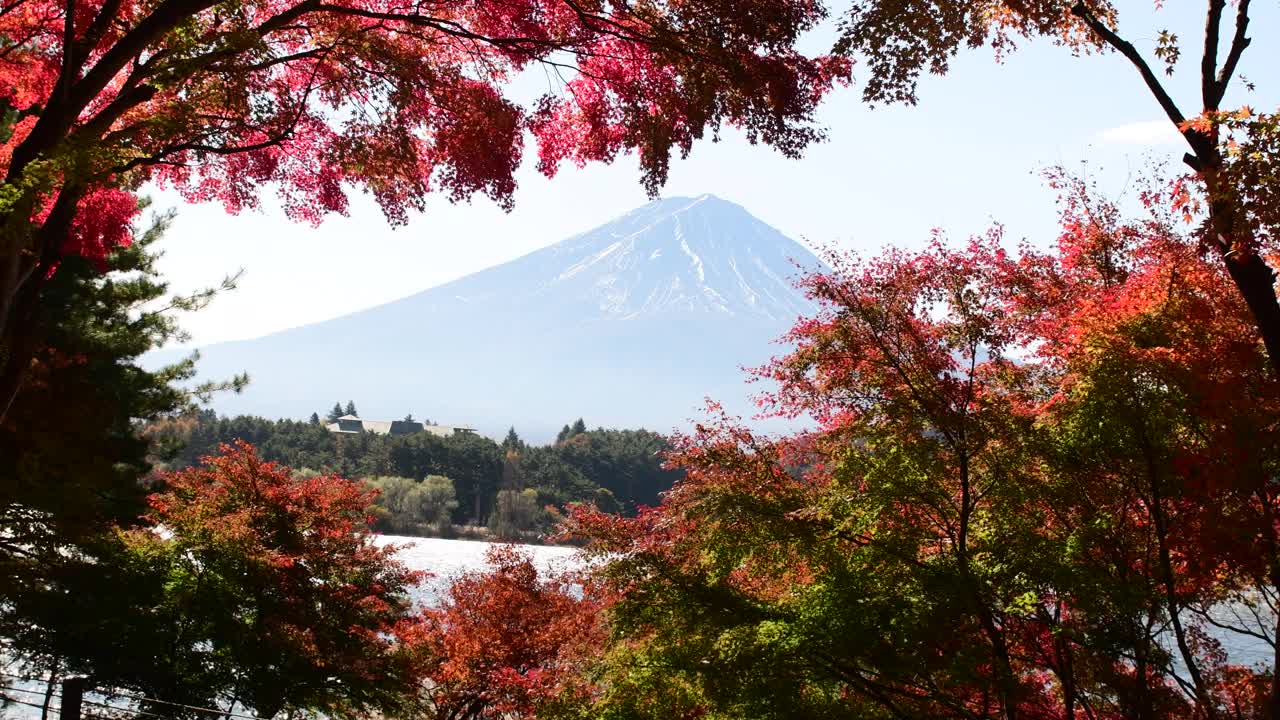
[146,409,682,542]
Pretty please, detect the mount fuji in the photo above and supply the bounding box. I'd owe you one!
[167,194,824,440]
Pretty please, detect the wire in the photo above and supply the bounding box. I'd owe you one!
[0,686,60,699]
[0,672,52,683]
[104,695,259,720]
[86,694,258,720]
[3,670,259,720]
[0,697,61,713]
[82,701,172,720]
[1,672,246,720]
[0,666,60,681]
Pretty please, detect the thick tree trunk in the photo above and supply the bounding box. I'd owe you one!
[0,317,39,421]
[1220,240,1280,379]
[1271,605,1280,720]
[0,249,21,344]
[0,197,40,350]
[1200,165,1280,380]
[0,186,82,424]
[0,256,42,423]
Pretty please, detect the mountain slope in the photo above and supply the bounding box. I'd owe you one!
[165,194,823,440]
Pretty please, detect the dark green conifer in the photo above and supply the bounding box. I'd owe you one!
[502,427,523,451]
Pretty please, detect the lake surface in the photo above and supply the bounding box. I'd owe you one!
[374,534,583,605]
[382,535,1274,668]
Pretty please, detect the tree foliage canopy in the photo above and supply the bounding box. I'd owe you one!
[151,414,678,532]
[5,441,428,720]
[415,545,604,720]
[564,173,1280,720]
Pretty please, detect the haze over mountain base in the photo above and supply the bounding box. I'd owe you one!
[155,195,825,440]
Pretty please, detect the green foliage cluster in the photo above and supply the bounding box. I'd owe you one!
[0,210,293,714]
[151,412,680,536]
[490,488,543,539]
[1,209,185,604]
[365,474,459,537]
[1,212,169,569]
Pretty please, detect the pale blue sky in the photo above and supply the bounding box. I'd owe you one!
[151,0,1280,346]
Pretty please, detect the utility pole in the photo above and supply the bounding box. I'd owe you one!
[59,677,86,720]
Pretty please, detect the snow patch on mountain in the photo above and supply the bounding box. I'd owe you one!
[505,193,820,322]
[679,235,706,283]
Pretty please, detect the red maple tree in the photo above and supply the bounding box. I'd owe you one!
[412,545,604,720]
[144,440,428,718]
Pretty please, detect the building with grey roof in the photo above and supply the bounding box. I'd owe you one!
[325,414,476,438]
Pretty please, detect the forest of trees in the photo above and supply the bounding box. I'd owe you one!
[147,411,681,540]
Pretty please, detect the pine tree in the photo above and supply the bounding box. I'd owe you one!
[0,208,245,703]
[345,400,358,417]
[556,424,572,444]
[571,418,587,437]
[327,402,344,422]
[502,427,523,452]
[309,412,321,425]
[500,450,524,493]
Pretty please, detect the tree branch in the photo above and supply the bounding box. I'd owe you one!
[1211,0,1251,109]
[1201,0,1225,111]
[1070,2,1212,165]
[71,0,123,72]
[6,0,223,178]
[58,0,75,102]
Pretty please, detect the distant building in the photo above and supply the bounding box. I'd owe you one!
[325,414,476,438]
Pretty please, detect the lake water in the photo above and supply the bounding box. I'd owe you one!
[383,535,1275,668]
[373,534,583,605]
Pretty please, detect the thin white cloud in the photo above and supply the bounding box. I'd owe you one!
[1095,120,1185,146]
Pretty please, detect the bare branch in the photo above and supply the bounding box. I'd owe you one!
[1070,2,1212,167]
[1201,0,1225,110]
[1212,0,1251,108]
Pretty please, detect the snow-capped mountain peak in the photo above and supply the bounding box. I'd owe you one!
[454,193,821,322]
[167,194,821,438]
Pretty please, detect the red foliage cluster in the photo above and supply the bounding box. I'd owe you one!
[413,545,604,719]
[65,189,138,264]
[999,175,1280,584]
[150,441,427,716]
[153,440,403,579]
[0,0,848,272]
